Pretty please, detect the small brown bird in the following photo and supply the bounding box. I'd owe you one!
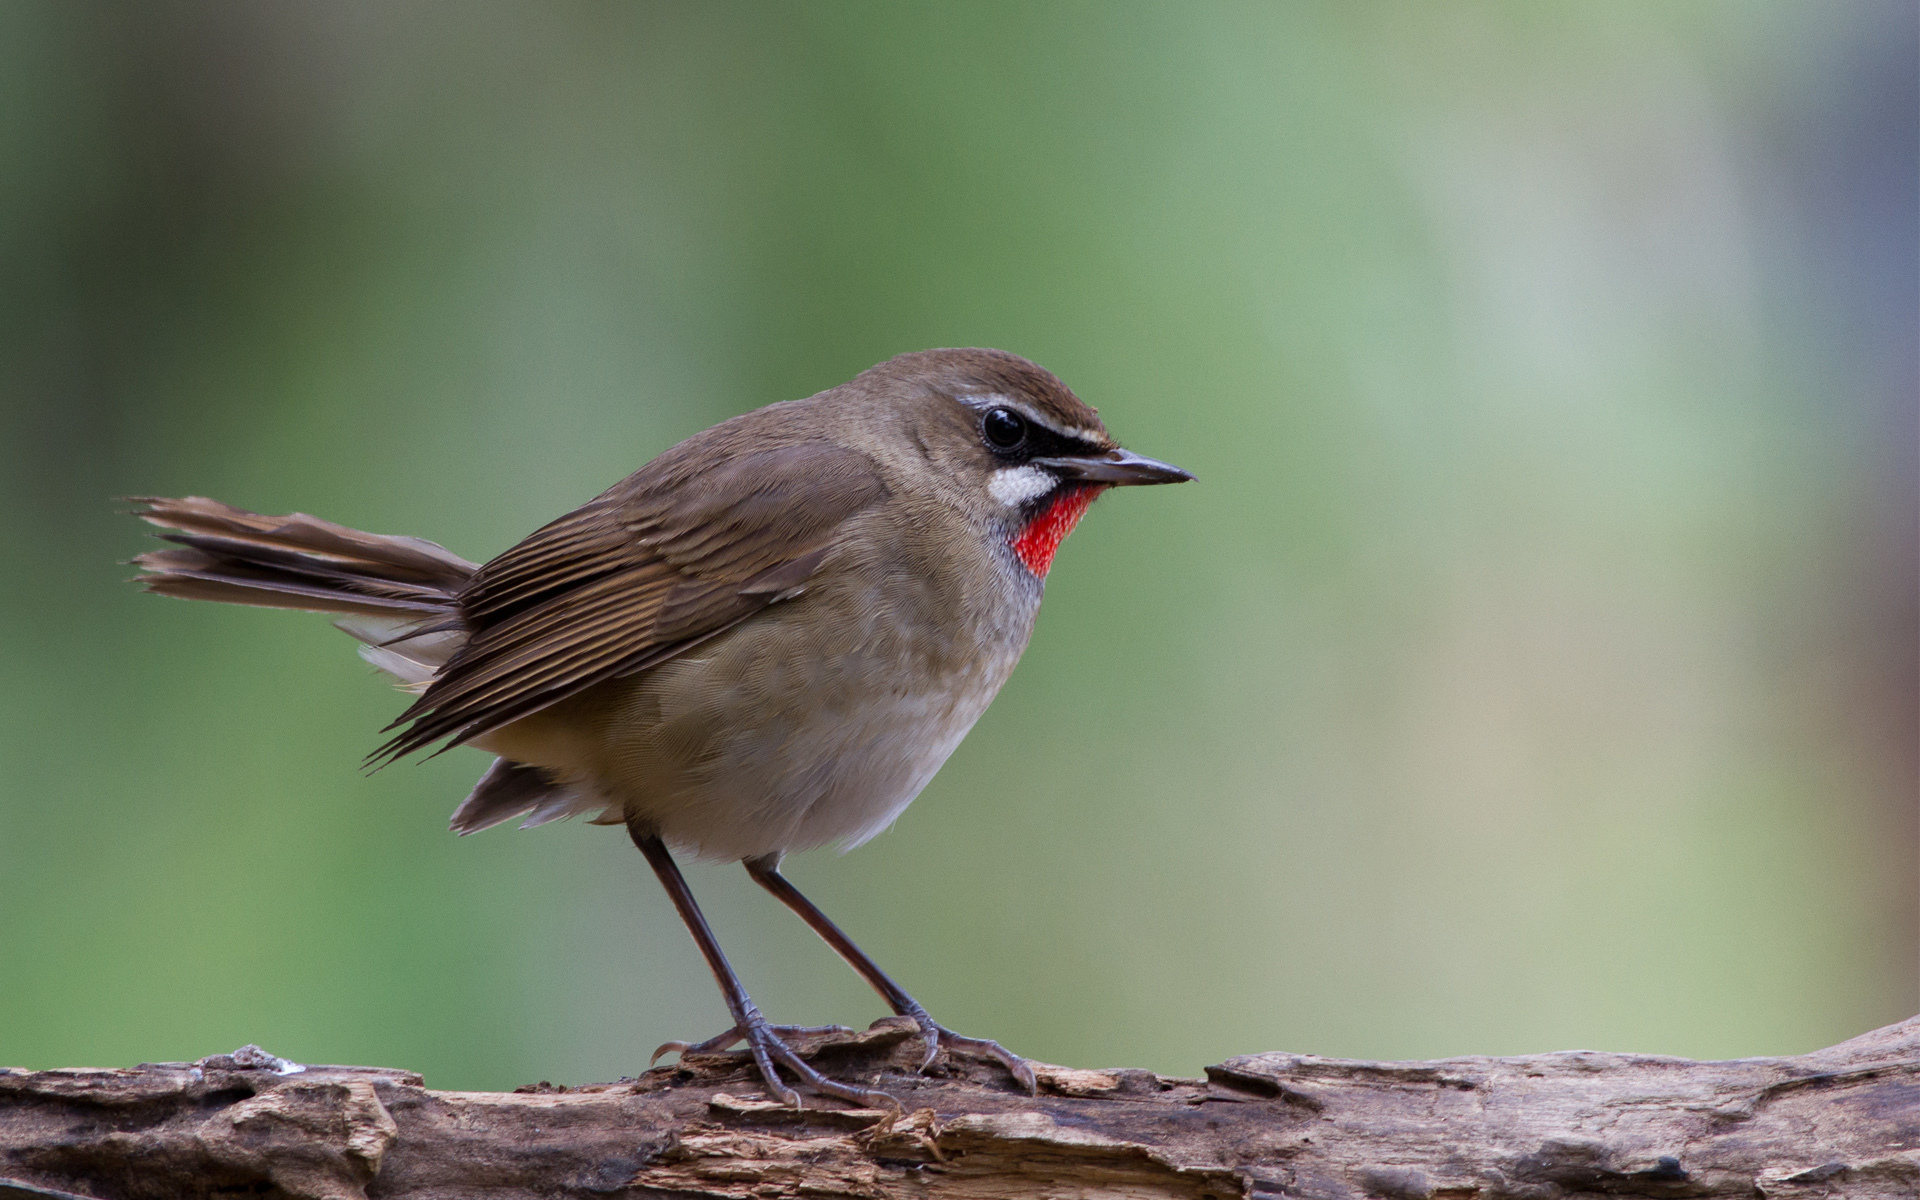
[130,347,1191,1106]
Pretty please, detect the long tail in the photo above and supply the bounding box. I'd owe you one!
[129,495,478,683]
[130,496,601,832]
[130,495,476,616]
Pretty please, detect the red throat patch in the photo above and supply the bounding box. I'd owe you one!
[1011,484,1104,578]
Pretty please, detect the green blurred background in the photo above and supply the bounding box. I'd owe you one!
[2,1,1914,1090]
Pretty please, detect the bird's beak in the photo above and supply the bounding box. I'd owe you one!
[1032,447,1195,486]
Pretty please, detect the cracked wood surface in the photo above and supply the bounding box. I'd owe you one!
[2,1014,1914,1199]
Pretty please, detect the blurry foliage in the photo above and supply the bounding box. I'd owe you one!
[1,1,1913,1089]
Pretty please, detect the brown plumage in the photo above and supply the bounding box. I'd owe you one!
[131,495,475,617]
[379,441,888,762]
[128,347,1191,1109]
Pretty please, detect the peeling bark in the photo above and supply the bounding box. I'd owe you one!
[3,1015,1914,1199]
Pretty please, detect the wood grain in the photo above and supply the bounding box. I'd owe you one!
[4,1014,1914,1199]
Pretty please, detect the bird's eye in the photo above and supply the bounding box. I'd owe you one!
[982,407,1028,452]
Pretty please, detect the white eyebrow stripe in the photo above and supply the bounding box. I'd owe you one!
[987,464,1060,508]
[963,393,1107,447]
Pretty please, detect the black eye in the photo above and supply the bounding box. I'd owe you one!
[982,407,1028,452]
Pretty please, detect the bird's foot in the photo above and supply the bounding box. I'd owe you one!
[651,1022,852,1063]
[652,1019,896,1110]
[899,1003,1037,1095]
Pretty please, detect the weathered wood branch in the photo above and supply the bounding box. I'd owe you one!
[3,1014,1915,1199]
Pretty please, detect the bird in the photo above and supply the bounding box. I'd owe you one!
[128,347,1192,1107]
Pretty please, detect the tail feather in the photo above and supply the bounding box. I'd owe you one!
[130,496,476,619]
[451,757,605,835]
[333,615,466,688]
[129,497,609,835]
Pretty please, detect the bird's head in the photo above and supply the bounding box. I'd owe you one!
[845,348,1193,578]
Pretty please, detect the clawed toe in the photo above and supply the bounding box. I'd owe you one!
[937,1027,1037,1094]
[650,1020,893,1110]
[753,1025,898,1110]
[897,1004,1033,1094]
[655,1013,1032,1101]
[652,1022,853,1065]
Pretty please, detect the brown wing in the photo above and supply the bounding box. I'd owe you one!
[372,442,888,762]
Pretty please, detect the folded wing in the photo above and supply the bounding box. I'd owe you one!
[373,442,888,763]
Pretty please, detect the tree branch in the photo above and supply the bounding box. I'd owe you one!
[4,1014,1915,1199]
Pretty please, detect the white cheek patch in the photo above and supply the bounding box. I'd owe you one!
[988,465,1059,509]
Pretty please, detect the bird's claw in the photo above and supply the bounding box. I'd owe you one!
[651,1010,1032,1103]
[651,1020,892,1110]
[651,1022,853,1065]
[900,1005,1036,1094]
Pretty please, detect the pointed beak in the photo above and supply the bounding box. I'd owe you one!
[1031,447,1195,486]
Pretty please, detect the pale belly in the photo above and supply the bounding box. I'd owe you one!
[483,566,1037,862]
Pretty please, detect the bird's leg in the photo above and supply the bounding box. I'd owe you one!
[744,855,1037,1094]
[628,825,894,1109]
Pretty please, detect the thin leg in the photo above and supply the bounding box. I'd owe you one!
[745,855,1037,1094]
[627,824,894,1109]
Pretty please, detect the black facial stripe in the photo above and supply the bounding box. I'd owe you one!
[1020,424,1106,461]
[977,409,1105,462]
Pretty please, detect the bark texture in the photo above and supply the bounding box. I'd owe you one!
[2,1015,1914,1200]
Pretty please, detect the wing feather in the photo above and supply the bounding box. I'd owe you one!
[373,442,887,762]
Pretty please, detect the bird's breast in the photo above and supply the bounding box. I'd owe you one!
[569,510,1041,861]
